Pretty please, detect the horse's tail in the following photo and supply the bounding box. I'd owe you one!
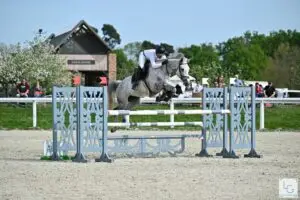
[108,80,121,97]
[108,80,121,110]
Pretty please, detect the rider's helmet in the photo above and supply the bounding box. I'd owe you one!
[155,45,167,55]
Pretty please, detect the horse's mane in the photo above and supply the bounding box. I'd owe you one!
[167,52,185,59]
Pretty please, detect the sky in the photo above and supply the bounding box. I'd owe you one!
[0,0,299,48]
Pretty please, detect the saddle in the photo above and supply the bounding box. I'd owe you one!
[131,60,151,83]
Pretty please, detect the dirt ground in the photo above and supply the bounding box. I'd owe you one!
[0,130,299,200]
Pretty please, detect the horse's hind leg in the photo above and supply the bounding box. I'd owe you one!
[126,96,141,110]
[111,103,127,133]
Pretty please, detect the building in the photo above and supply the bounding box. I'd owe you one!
[49,20,116,86]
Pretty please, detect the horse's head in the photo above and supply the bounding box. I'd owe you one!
[177,57,190,87]
[164,53,191,87]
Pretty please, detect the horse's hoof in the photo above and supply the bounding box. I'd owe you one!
[111,127,117,133]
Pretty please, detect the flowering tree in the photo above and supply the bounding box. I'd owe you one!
[0,43,25,96]
[0,34,72,96]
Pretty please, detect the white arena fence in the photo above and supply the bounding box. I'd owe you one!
[0,96,300,130]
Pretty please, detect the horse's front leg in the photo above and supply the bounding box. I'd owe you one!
[156,89,172,102]
[159,80,177,102]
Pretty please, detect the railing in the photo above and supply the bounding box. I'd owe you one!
[0,97,300,130]
[286,90,300,94]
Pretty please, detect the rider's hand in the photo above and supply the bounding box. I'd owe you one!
[162,60,168,65]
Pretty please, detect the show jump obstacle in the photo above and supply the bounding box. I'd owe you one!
[45,86,261,163]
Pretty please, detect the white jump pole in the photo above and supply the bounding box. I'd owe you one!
[260,100,265,130]
[170,99,174,128]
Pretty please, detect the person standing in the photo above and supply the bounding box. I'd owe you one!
[264,82,276,97]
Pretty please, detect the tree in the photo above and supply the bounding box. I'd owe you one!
[123,42,142,63]
[178,44,221,82]
[141,40,156,50]
[101,24,121,49]
[262,43,300,89]
[246,29,300,58]
[159,43,174,55]
[0,33,72,96]
[0,43,24,96]
[114,49,136,80]
[26,34,72,88]
[218,37,268,80]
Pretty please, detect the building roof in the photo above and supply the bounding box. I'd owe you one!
[48,20,112,52]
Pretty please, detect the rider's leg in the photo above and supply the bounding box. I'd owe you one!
[132,54,146,90]
[131,67,142,90]
[141,61,150,79]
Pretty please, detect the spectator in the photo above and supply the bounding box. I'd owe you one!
[234,75,244,87]
[16,79,30,97]
[217,75,225,88]
[34,81,44,97]
[99,76,108,86]
[214,81,219,87]
[255,82,264,97]
[264,82,276,98]
[193,82,203,93]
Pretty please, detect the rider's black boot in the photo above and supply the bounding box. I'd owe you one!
[132,67,144,90]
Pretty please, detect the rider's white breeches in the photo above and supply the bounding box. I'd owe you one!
[138,53,146,69]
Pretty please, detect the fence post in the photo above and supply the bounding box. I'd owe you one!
[244,85,261,158]
[125,115,130,129]
[50,86,59,160]
[33,100,37,128]
[260,100,265,130]
[170,99,174,128]
[72,86,87,163]
[95,86,113,163]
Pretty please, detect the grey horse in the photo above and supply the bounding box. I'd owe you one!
[108,53,191,132]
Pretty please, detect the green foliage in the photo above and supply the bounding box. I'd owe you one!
[123,42,142,62]
[218,37,268,79]
[176,29,300,84]
[160,43,174,55]
[141,40,156,50]
[114,49,136,80]
[3,23,300,93]
[101,24,121,49]
[262,43,300,89]
[178,44,221,81]
[40,155,71,160]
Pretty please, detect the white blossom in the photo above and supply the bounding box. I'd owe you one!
[0,34,72,95]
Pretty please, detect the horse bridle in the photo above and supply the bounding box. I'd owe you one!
[168,58,189,81]
[164,59,181,76]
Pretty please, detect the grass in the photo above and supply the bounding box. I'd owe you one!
[0,103,299,131]
[40,155,71,161]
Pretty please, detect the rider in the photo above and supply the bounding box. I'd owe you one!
[131,45,168,90]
